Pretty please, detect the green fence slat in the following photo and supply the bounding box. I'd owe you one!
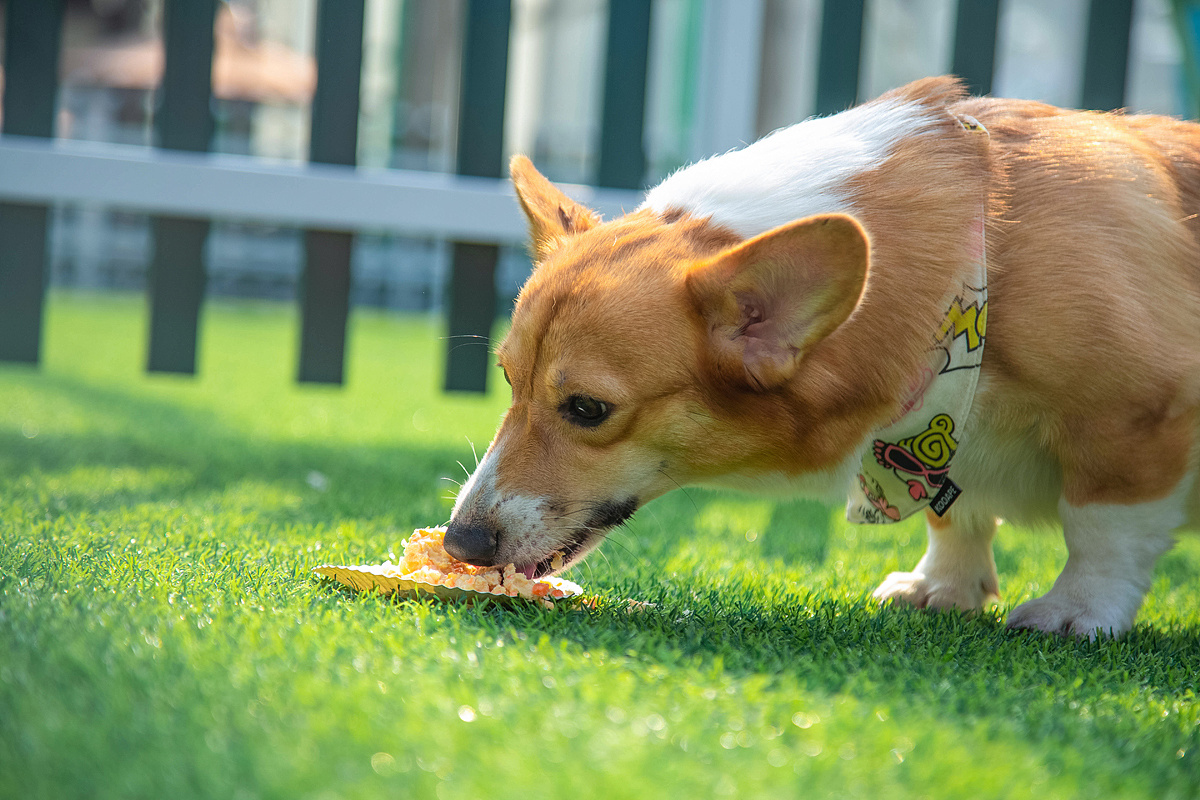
[445,242,500,394]
[952,0,1000,96]
[1082,0,1134,111]
[298,0,367,385]
[147,0,218,375]
[445,0,512,394]
[156,0,218,153]
[454,0,513,181]
[2,0,63,138]
[298,230,355,384]
[597,0,652,190]
[815,0,865,116]
[147,216,209,373]
[307,0,366,167]
[0,204,52,364]
[0,0,64,365]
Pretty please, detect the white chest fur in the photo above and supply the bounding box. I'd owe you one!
[942,379,1063,527]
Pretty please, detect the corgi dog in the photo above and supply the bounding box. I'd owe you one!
[444,76,1200,638]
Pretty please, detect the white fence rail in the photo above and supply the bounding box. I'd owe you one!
[0,135,643,244]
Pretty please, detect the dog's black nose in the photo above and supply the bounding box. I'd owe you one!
[443,521,498,565]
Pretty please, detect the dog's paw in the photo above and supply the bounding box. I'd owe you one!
[872,570,997,612]
[1006,593,1133,639]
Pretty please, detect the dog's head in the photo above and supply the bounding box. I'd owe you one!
[444,156,871,578]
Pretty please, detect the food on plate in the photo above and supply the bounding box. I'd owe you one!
[313,527,580,608]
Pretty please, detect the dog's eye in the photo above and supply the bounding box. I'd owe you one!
[500,366,511,386]
[562,395,610,427]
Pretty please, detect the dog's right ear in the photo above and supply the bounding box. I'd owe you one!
[686,214,870,391]
[510,155,600,260]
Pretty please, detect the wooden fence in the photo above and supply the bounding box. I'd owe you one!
[0,0,1137,392]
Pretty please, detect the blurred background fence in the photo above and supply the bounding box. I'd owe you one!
[0,0,1193,392]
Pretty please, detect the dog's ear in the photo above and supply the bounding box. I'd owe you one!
[687,214,869,390]
[510,155,600,260]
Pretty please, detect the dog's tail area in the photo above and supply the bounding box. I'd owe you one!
[874,75,969,109]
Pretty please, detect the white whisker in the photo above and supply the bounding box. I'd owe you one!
[659,467,699,513]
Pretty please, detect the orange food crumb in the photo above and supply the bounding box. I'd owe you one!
[379,527,571,604]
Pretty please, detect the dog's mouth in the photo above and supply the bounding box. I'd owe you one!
[519,534,590,580]
[514,496,638,580]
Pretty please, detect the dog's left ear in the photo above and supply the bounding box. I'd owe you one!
[687,214,870,390]
[511,155,600,260]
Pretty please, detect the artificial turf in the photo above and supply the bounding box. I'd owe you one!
[1,292,1198,799]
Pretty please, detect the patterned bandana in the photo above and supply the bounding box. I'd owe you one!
[845,116,988,525]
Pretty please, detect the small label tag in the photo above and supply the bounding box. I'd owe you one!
[929,478,961,517]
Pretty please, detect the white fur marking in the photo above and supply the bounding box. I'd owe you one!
[642,97,942,238]
[873,513,1000,611]
[451,440,499,518]
[494,494,547,544]
[451,439,563,566]
[948,383,1064,527]
[1006,473,1192,638]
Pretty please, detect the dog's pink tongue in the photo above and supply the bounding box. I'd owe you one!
[520,564,538,580]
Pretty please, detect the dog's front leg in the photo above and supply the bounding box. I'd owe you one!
[1005,481,1187,639]
[873,511,1000,612]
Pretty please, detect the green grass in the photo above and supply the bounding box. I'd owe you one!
[2,292,1199,800]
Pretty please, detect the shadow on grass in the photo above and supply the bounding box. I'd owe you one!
[602,490,837,574]
[0,371,467,530]
[415,576,1200,792]
[762,498,834,565]
[503,576,1200,703]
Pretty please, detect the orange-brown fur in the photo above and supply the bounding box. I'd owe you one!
[954,95,1200,506]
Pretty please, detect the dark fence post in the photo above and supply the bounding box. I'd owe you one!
[0,0,64,365]
[444,0,512,394]
[146,0,218,375]
[1173,0,1200,120]
[815,0,865,115]
[1082,0,1134,110]
[597,0,653,190]
[952,0,1000,97]
[298,0,367,384]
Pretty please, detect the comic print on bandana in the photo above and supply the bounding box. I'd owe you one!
[846,277,985,525]
[846,115,989,525]
[872,413,958,502]
[936,286,987,375]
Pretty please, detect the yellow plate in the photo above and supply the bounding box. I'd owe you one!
[313,563,584,606]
